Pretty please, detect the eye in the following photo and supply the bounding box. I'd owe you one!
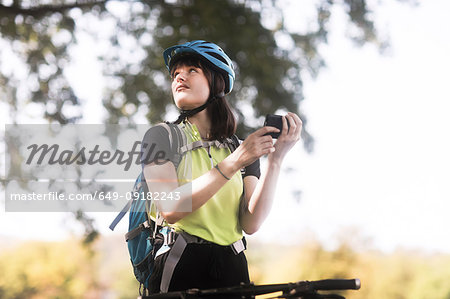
[189,68,198,73]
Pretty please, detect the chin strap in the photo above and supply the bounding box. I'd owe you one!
[174,73,224,124]
[174,93,224,124]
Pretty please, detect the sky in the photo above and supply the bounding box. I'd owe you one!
[1,0,450,253]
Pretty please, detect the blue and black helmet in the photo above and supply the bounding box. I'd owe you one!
[163,40,235,94]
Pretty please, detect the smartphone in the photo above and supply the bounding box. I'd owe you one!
[264,114,289,139]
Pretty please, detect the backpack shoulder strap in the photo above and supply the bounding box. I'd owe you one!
[228,134,241,153]
[178,134,241,155]
[109,172,145,231]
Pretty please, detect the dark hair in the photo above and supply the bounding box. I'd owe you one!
[170,55,236,141]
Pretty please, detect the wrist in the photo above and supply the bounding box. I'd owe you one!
[214,164,231,180]
[267,155,283,168]
[219,154,241,177]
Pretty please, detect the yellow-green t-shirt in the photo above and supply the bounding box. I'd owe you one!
[172,122,244,246]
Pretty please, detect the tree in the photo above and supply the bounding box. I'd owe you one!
[0,0,407,144]
[0,0,414,241]
[0,0,107,123]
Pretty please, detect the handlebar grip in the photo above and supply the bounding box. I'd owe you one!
[310,279,361,291]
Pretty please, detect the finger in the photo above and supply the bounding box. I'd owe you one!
[285,114,297,135]
[250,144,274,159]
[262,145,275,155]
[259,138,275,150]
[260,139,274,150]
[287,112,301,124]
[241,135,273,154]
[252,137,273,149]
[280,115,289,137]
[255,125,280,137]
[261,135,274,144]
[287,112,302,130]
[287,112,303,138]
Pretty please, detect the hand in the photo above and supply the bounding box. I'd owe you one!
[232,126,280,169]
[269,112,302,163]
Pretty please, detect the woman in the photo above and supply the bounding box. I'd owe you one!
[141,40,302,295]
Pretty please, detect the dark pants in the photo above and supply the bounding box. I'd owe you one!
[149,242,250,297]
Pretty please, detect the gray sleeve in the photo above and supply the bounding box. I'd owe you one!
[140,125,174,166]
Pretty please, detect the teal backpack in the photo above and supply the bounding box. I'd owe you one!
[109,122,240,295]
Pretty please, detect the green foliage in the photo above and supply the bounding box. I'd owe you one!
[0,0,401,146]
[2,235,450,298]
[0,236,142,299]
[0,239,99,299]
[0,0,107,123]
[99,0,312,149]
[94,235,140,299]
[246,239,450,299]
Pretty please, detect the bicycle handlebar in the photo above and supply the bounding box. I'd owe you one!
[305,279,361,291]
[141,278,361,298]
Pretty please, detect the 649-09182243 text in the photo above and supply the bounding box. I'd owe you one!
[8,191,181,202]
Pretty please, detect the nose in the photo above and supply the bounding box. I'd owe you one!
[175,70,187,82]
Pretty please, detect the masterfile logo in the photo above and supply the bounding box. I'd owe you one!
[3,124,191,213]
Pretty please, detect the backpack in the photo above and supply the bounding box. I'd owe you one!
[109,122,241,295]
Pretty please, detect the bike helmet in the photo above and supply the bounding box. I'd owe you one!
[163,40,235,94]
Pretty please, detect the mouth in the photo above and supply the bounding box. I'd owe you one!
[176,84,189,92]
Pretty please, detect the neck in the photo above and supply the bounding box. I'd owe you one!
[187,109,212,139]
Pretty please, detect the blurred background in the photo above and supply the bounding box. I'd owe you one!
[1,0,450,298]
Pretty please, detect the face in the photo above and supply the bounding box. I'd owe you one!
[171,64,210,110]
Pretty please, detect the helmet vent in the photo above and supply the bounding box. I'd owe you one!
[207,52,228,65]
